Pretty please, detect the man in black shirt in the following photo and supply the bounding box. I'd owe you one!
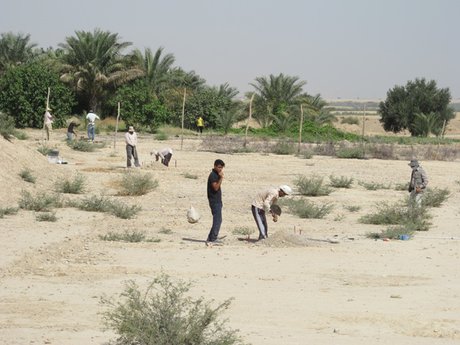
[206,159,225,245]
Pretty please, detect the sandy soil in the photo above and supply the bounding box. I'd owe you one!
[0,126,459,345]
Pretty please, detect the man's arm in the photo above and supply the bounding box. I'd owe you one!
[211,173,224,191]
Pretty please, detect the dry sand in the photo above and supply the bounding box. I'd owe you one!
[0,126,459,345]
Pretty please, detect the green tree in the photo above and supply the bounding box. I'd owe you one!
[379,78,454,136]
[59,29,142,113]
[0,32,38,74]
[0,63,75,128]
[250,73,306,128]
[130,47,175,97]
[109,79,170,131]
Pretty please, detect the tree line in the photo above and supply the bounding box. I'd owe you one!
[0,29,455,137]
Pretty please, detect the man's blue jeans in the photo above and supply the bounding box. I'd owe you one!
[207,202,222,242]
[87,124,95,141]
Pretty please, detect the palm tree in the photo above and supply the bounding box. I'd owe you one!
[250,73,306,128]
[130,47,175,97]
[59,29,143,111]
[0,32,37,74]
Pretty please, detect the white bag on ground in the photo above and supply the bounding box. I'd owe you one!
[187,206,200,224]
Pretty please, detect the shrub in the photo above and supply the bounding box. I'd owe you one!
[0,112,15,140]
[341,116,360,125]
[294,175,332,196]
[344,205,361,212]
[37,144,52,156]
[74,195,141,219]
[55,174,86,194]
[100,231,147,242]
[271,139,296,155]
[118,171,158,196]
[367,224,416,240]
[359,201,431,231]
[299,149,313,159]
[394,182,409,191]
[101,274,243,345]
[0,207,18,218]
[283,198,333,219]
[183,172,198,179]
[336,147,365,159]
[67,140,97,152]
[13,130,28,140]
[155,131,168,140]
[367,143,395,160]
[232,226,255,239]
[313,142,336,156]
[36,212,57,222]
[358,181,391,190]
[329,175,353,188]
[18,190,63,212]
[19,168,36,183]
[158,227,173,234]
[421,187,450,208]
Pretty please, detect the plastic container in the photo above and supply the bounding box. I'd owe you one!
[399,234,410,241]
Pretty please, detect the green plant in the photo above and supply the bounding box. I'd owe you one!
[294,175,332,196]
[358,181,391,190]
[109,200,142,219]
[366,224,416,240]
[155,131,169,140]
[421,187,450,207]
[282,198,333,219]
[37,144,52,156]
[0,207,18,218]
[344,205,361,212]
[55,174,86,194]
[271,139,296,155]
[232,226,255,239]
[336,147,364,159]
[36,211,57,222]
[18,190,63,212]
[19,168,36,183]
[329,175,353,188]
[0,112,15,140]
[158,227,173,234]
[394,182,409,191]
[73,195,141,219]
[118,171,158,196]
[101,273,243,345]
[183,172,198,179]
[299,149,313,159]
[359,201,431,231]
[13,130,28,140]
[67,140,97,152]
[340,116,360,125]
[100,231,146,242]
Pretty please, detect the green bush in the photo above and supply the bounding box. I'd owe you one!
[37,144,52,156]
[344,205,361,212]
[421,188,450,208]
[19,168,36,183]
[183,172,198,179]
[358,181,391,190]
[18,190,63,212]
[299,149,313,159]
[55,174,86,194]
[155,131,169,140]
[118,171,158,196]
[0,112,15,140]
[283,198,333,219]
[329,175,353,188]
[0,207,18,218]
[13,130,28,140]
[110,200,142,219]
[232,226,255,239]
[294,175,332,196]
[367,224,415,240]
[336,147,365,159]
[271,139,296,155]
[341,116,360,125]
[394,182,409,191]
[359,201,431,231]
[100,231,149,242]
[36,211,57,222]
[73,195,141,219]
[101,274,244,345]
[67,140,97,152]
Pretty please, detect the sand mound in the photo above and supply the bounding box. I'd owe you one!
[0,137,64,206]
[260,229,339,248]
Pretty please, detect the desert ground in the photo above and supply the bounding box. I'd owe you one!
[0,118,460,345]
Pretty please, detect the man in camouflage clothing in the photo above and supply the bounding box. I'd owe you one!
[408,159,428,206]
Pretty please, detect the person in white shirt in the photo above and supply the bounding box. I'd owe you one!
[251,185,292,240]
[43,108,53,141]
[125,126,140,168]
[85,110,100,142]
[150,147,173,167]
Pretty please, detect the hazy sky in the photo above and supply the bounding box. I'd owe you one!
[1,0,459,99]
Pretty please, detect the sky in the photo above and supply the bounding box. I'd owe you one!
[1,0,459,100]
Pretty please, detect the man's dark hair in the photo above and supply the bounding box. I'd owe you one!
[214,159,225,167]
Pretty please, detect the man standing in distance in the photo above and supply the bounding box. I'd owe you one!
[86,110,100,142]
[206,159,225,245]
